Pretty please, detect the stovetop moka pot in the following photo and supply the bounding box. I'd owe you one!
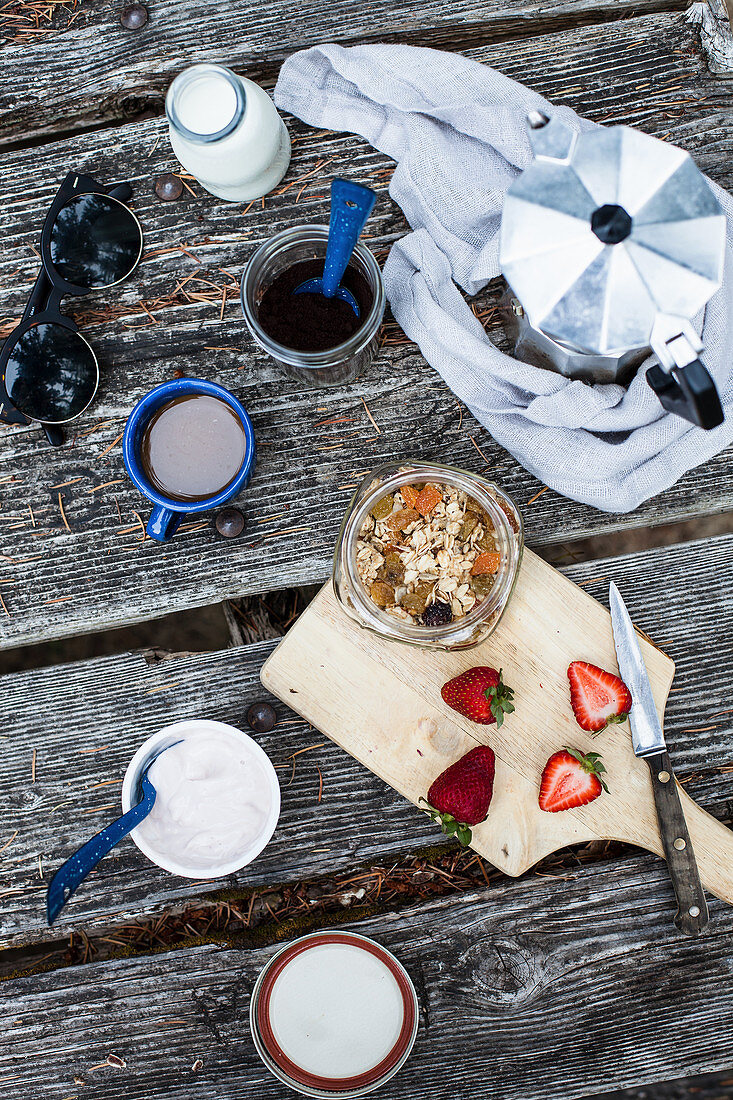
[499,113,726,430]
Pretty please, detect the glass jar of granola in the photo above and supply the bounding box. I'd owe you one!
[333,461,523,650]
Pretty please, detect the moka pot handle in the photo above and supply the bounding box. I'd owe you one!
[646,360,724,431]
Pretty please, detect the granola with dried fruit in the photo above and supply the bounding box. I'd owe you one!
[355,480,502,625]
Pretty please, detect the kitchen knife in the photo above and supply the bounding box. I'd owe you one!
[609,582,709,937]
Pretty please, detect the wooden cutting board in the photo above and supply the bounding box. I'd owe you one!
[261,549,733,904]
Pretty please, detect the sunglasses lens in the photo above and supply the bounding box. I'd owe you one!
[4,323,98,423]
[50,193,142,289]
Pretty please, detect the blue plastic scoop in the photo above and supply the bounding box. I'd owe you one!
[294,178,377,317]
[46,739,182,925]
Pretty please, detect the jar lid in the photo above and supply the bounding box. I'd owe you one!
[250,931,419,1097]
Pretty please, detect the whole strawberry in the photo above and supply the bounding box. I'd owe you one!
[422,745,495,845]
[441,666,515,727]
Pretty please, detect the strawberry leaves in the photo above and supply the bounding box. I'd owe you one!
[565,747,610,793]
[484,669,514,728]
[420,799,473,846]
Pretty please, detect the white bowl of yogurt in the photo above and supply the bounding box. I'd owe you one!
[121,719,281,879]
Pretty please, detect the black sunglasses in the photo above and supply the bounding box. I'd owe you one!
[0,172,143,446]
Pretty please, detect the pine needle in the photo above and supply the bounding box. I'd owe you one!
[361,397,381,435]
[469,435,491,467]
[58,492,70,532]
[527,486,549,505]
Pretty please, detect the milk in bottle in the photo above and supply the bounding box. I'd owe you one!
[165,63,291,202]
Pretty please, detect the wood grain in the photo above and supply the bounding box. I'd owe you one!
[1,534,731,948]
[0,0,689,145]
[0,13,731,649]
[3,855,733,1100]
[262,550,733,901]
[600,1070,733,1100]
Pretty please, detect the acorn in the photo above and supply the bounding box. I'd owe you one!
[215,508,246,539]
[120,3,148,29]
[154,173,183,201]
[247,701,277,733]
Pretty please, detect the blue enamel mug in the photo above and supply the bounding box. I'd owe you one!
[123,378,256,542]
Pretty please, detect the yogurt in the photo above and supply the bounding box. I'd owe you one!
[123,720,280,878]
[165,63,291,203]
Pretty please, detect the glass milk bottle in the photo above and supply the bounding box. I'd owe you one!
[165,64,291,202]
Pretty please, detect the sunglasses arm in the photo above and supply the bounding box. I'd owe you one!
[109,182,133,203]
[13,272,65,442]
[42,423,65,446]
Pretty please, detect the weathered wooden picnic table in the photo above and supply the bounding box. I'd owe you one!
[1,0,733,1096]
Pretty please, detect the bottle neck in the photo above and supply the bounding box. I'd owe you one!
[166,64,246,146]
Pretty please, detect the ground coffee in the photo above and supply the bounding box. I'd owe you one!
[256,259,373,353]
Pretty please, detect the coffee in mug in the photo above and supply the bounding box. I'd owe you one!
[140,394,247,502]
[123,377,256,542]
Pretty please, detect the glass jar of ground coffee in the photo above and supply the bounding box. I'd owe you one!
[241,225,385,387]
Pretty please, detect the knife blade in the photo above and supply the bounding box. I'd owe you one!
[609,582,709,937]
[609,583,667,759]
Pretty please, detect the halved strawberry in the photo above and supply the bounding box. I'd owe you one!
[422,745,495,845]
[441,666,515,727]
[567,661,631,733]
[539,748,609,812]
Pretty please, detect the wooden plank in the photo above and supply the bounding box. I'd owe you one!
[1,533,731,947]
[0,13,731,649]
[600,1070,733,1099]
[0,0,688,144]
[2,854,733,1100]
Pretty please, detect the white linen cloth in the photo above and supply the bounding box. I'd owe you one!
[275,43,733,513]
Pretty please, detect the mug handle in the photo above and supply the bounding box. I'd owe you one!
[146,505,183,542]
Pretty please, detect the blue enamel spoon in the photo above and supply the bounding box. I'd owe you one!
[293,178,377,317]
[46,740,182,925]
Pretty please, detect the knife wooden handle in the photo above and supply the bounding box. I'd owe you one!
[646,751,709,937]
